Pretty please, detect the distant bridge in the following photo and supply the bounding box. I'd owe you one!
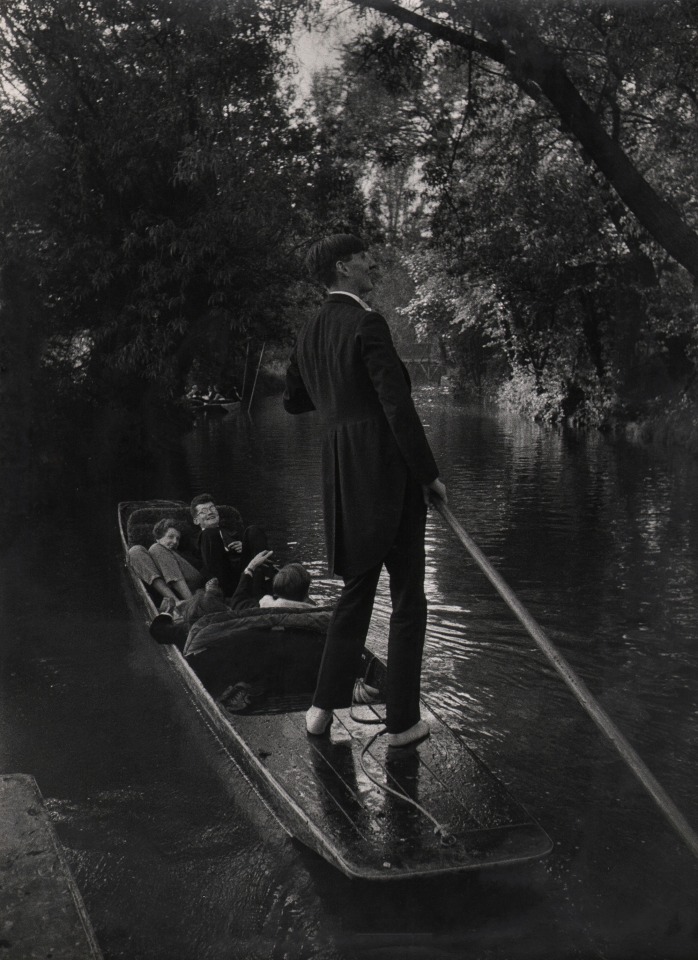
[402,355,448,383]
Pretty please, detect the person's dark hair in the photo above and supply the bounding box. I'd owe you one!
[305,234,366,287]
[153,518,183,540]
[273,563,311,602]
[190,493,215,519]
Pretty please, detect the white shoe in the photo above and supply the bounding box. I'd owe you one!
[306,706,332,735]
[386,719,430,748]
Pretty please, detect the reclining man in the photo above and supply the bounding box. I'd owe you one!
[229,550,314,612]
[190,493,274,597]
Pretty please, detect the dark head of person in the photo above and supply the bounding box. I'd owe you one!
[152,518,183,547]
[190,493,219,528]
[305,234,366,288]
[273,563,311,602]
[153,517,182,540]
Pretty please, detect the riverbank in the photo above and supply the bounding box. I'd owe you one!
[620,396,698,453]
[449,369,698,458]
[246,364,698,460]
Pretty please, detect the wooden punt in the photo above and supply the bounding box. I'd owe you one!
[183,397,240,414]
[118,499,552,880]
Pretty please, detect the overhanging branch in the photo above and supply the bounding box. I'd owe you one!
[345,0,698,280]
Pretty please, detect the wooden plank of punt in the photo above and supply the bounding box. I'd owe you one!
[231,702,552,880]
[0,775,103,959]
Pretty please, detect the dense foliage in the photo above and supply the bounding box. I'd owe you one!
[0,0,363,405]
[2,0,698,440]
[321,0,698,425]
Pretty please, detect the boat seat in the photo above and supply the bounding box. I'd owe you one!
[189,627,327,699]
[127,507,192,549]
[126,504,243,550]
[183,607,333,658]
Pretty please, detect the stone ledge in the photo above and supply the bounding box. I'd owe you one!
[0,774,102,959]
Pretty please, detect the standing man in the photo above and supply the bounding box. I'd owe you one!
[284,234,447,747]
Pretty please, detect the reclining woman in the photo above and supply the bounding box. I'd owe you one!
[129,518,205,605]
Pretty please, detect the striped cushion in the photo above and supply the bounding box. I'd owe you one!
[126,505,244,549]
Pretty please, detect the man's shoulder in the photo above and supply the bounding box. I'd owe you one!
[295,298,383,352]
[314,298,387,334]
[298,297,364,339]
[322,294,370,316]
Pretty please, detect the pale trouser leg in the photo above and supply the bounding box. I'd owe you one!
[128,545,161,585]
[148,543,203,590]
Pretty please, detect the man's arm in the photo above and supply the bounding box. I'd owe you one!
[229,550,274,611]
[229,572,262,612]
[283,349,315,414]
[358,312,440,486]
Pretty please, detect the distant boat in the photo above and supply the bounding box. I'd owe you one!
[119,499,552,880]
[184,394,240,413]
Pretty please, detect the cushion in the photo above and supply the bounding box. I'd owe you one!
[126,503,244,550]
[184,606,333,657]
[127,506,192,548]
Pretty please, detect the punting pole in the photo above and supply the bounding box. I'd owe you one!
[241,340,250,400]
[247,341,265,414]
[430,495,698,860]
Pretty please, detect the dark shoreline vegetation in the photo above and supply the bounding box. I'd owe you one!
[2,0,698,519]
[4,350,696,542]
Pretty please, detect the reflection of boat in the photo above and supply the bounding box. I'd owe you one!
[119,499,552,880]
[184,396,240,414]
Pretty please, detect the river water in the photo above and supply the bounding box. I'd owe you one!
[0,391,696,959]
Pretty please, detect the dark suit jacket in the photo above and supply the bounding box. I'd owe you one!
[283,293,438,577]
[197,513,243,596]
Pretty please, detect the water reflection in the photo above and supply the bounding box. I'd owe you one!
[1,393,697,958]
[180,398,698,803]
[199,399,694,949]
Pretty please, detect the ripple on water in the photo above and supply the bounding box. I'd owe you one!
[18,394,694,958]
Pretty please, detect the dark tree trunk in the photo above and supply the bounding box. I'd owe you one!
[0,262,41,534]
[351,0,698,281]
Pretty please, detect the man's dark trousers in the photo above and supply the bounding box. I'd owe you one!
[312,479,427,734]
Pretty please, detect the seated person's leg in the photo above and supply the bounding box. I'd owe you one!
[149,614,189,650]
[149,543,201,600]
[173,551,205,594]
[176,582,231,624]
[128,545,180,603]
[241,524,268,562]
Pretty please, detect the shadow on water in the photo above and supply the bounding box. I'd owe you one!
[0,392,697,958]
[284,850,557,960]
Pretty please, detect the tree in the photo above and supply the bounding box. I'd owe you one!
[0,0,339,400]
[342,0,698,283]
[301,0,698,422]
